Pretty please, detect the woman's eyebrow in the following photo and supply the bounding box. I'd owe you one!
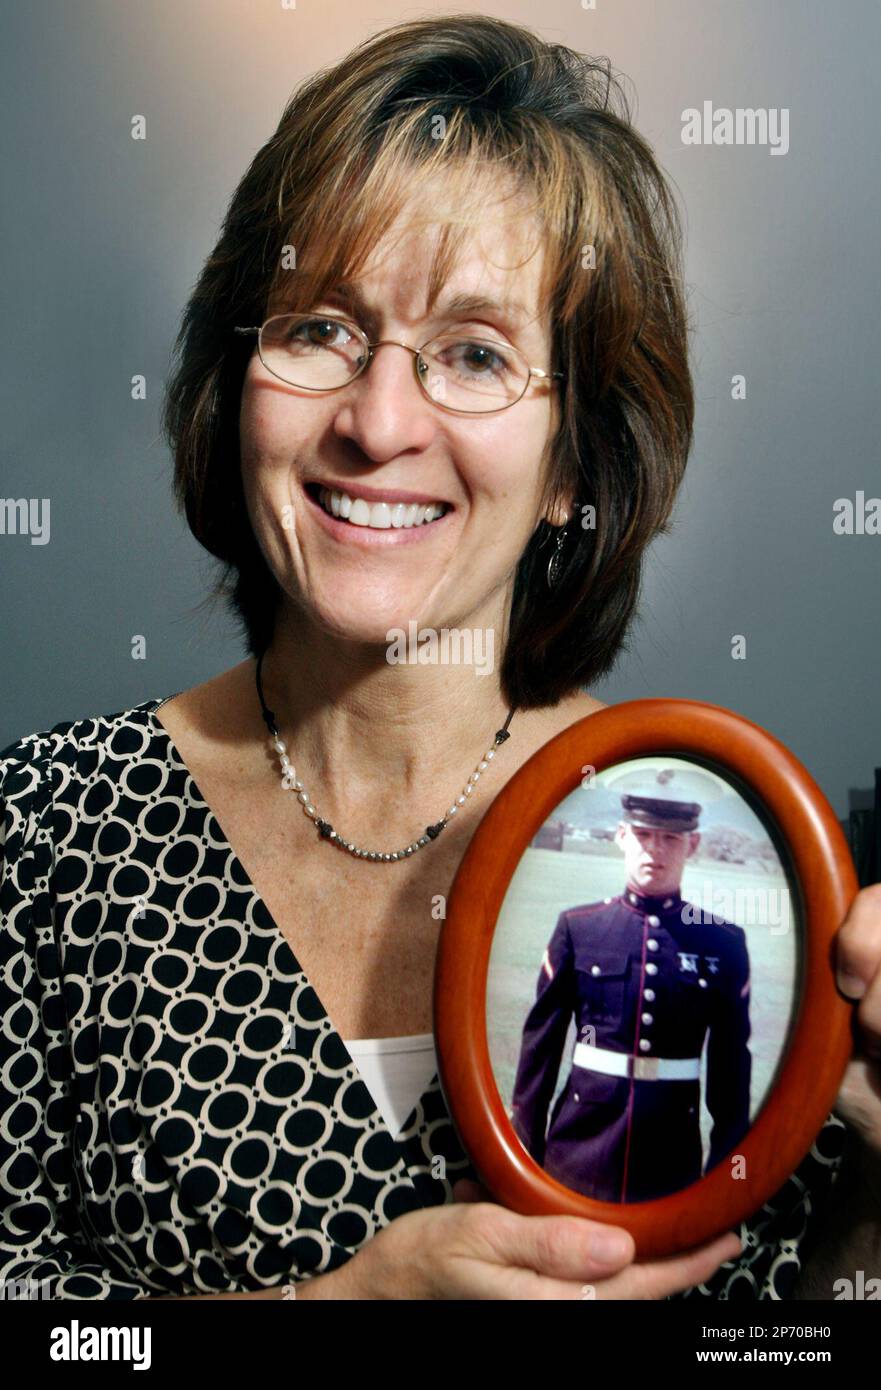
[320,281,535,336]
[437,292,533,331]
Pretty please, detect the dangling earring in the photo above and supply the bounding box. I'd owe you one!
[546,518,570,589]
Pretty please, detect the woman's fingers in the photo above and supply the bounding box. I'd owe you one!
[836,884,881,1072]
[589,1229,743,1300]
[451,1182,742,1299]
[836,883,881,1011]
[461,1203,635,1282]
[489,1231,742,1300]
[445,1195,742,1299]
[461,1261,619,1301]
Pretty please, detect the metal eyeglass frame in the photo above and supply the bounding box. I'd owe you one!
[233,312,565,415]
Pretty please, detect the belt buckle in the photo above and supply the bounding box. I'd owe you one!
[632,1056,659,1080]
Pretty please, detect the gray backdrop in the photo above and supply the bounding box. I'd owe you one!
[1,0,878,824]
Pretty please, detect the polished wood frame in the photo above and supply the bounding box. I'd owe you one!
[434,699,857,1259]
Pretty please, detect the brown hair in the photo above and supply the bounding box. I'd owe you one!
[162,12,693,709]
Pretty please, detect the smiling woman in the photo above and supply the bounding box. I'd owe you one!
[1,12,870,1305]
[164,17,694,696]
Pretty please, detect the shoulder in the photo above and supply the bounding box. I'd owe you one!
[0,698,166,835]
[522,691,608,756]
[702,911,747,942]
[0,700,163,929]
[555,898,621,938]
[565,898,619,922]
[1,697,165,774]
[551,691,608,728]
[570,692,608,716]
[148,661,265,769]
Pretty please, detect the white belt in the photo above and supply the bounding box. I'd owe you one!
[572,1041,701,1081]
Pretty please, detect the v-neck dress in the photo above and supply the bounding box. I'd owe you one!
[0,698,847,1300]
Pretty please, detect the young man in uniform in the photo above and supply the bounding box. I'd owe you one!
[510,766,752,1202]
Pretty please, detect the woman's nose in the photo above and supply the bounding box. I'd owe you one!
[331,342,439,460]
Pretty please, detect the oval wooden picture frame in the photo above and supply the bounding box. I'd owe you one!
[434,699,857,1259]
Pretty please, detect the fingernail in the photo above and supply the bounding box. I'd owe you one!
[589,1229,632,1261]
[838,972,866,999]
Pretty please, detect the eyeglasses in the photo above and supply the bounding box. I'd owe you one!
[234,312,565,415]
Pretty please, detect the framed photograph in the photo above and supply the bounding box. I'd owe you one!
[434,699,857,1258]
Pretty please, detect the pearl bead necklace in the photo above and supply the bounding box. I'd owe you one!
[255,650,515,862]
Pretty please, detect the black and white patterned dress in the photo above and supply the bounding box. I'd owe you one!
[0,698,846,1299]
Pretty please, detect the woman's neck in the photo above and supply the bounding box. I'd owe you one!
[252,632,518,828]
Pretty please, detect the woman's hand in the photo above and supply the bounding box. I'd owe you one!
[785,884,881,1297]
[295,1180,741,1300]
[834,883,881,1160]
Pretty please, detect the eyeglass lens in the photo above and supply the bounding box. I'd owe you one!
[258,314,530,411]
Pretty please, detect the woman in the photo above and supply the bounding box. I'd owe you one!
[1,14,879,1302]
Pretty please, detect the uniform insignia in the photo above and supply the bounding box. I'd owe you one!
[677,951,699,972]
[705,956,720,974]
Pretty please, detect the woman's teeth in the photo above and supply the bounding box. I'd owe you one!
[318,486,448,530]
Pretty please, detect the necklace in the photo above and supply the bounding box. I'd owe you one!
[254,650,515,862]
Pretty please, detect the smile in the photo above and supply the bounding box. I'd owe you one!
[312,484,450,530]
[302,483,454,547]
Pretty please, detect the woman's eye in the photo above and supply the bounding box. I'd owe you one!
[442,340,511,379]
[289,318,349,348]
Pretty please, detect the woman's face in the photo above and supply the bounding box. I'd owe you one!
[238,193,566,648]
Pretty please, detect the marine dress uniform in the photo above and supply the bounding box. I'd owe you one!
[509,769,752,1203]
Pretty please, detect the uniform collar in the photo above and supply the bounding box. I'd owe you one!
[622,887,684,915]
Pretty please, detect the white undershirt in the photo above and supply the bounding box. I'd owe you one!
[343,1033,438,1138]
